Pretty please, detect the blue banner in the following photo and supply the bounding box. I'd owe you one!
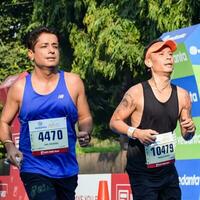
[176,159,200,200]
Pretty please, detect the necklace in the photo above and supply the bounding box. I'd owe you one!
[152,79,170,93]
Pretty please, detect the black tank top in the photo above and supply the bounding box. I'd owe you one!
[126,81,179,176]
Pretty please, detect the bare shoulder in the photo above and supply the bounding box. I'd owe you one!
[176,85,191,106]
[12,77,26,89]
[125,83,143,98]
[64,72,85,98]
[119,83,143,109]
[8,78,26,101]
[177,86,190,99]
[64,72,83,85]
[0,77,26,107]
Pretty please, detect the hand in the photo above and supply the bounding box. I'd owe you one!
[4,143,23,169]
[181,118,195,140]
[77,131,91,147]
[181,118,195,132]
[135,128,159,145]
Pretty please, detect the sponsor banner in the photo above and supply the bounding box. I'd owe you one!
[0,131,28,200]
[12,132,20,149]
[172,43,193,79]
[176,159,200,200]
[193,65,200,93]
[161,24,199,43]
[171,75,200,117]
[111,170,200,200]
[0,165,28,200]
[75,174,111,200]
[111,173,132,200]
[10,117,20,133]
[171,75,200,160]
[174,116,200,160]
[1,170,200,200]
[184,25,200,65]
[9,166,28,200]
[162,24,200,161]
[0,183,8,199]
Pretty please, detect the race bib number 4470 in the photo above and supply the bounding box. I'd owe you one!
[145,132,175,168]
[29,117,68,156]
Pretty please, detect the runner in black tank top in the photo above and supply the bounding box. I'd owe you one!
[126,81,179,176]
[110,39,196,200]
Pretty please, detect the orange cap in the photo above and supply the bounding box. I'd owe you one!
[145,39,177,60]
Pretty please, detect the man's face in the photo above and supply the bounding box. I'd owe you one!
[149,46,174,74]
[28,33,60,68]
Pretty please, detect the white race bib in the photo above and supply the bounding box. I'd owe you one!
[145,132,175,168]
[29,117,68,156]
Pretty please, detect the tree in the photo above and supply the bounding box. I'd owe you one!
[1,0,200,139]
[0,0,33,82]
[69,1,144,138]
[68,0,200,138]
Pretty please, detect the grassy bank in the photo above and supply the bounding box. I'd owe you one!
[76,138,121,154]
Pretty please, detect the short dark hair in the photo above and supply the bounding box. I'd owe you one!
[26,26,60,51]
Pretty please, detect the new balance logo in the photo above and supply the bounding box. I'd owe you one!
[58,94,64,99]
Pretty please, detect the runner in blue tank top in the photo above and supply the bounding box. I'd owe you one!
[0,26,93,200]
[110,39,196,200]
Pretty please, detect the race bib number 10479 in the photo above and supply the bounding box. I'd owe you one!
[145,132,175,168]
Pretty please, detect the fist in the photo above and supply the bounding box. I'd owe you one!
[77,131,91,147]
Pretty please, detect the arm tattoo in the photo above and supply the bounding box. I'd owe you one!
[114,93,135,121]
[120,93,134,108]
[121,98,129,107]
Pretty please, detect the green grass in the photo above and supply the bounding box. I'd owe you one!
[76,138,121,154]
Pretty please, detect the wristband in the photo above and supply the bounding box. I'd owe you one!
[127,127,136,139]
[184,132,194,141]
[3,139,13,145]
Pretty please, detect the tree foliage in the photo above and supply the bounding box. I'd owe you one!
[68,0,200,138]
[70,3,143,79]
[0,0,200,139]
[0,0,33,82]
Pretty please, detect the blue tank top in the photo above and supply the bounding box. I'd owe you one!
[18,70,79,178]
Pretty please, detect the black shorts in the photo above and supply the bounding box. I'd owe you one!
[128,170,181,200]
[20,172,78,200]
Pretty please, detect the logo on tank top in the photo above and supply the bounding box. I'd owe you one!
[58,94,64,99]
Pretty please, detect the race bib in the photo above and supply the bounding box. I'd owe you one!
[145,132,175,168]
[29,117,68,156]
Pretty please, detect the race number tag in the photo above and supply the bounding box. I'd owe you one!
[29,117,68,156]
[145,132,175,168]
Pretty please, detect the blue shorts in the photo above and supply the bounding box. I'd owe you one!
[20,172,78,200]
[128,171,181,200]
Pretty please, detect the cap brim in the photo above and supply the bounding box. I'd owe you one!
[145,40,177,60]
[162,40,177,52]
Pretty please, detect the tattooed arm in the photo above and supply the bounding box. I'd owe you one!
[109,88,136,135]
[109,83,158,144]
